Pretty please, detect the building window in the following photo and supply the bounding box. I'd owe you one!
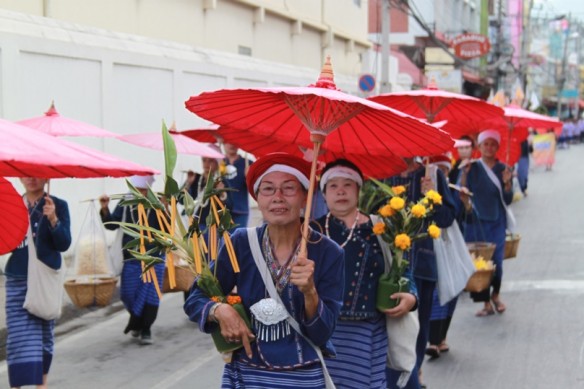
[238,45,252,56]
[353,0,361,7]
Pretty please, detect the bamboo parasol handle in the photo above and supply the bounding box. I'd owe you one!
[299,134,325,258]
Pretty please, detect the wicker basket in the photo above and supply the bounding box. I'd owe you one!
[467,242,496,262]
[504,234,521,260]
[162,265,196,293]
[465,268,495,293]
[64,277,118,308]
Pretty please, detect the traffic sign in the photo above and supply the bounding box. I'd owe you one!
[359,74,376,92]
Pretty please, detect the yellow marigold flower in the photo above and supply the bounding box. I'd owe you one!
[373,222,386,235]
[379,204,395,217]
[392,185,406,195]
[428,224,441,239]
[219,162,227,176]
[425,190,443,205]
[394,233,411,250]
[389,196,405,211]
[422,198,429,205]
[411,204,427,218]
[226,295,242,305]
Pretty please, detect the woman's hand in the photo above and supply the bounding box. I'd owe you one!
[291,256,319,319]
[502,168,513,191]
[459,187,472,212]
[214,304,255,358]
[383,292,417,318]
[43,196,59,227]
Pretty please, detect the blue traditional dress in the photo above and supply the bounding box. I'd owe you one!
[184,225,344,388]
[101,202,164,334]
[223,156,253,230]
[312,214,417,389]
[5,195,71,388]
[457,160,513,302]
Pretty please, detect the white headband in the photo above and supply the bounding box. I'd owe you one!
[253,164,310,194]
[478,130,501,145]
[320,166,363,191]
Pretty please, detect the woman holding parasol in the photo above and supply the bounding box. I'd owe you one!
[184,153,344,388]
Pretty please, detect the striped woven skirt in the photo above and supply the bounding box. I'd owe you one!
[430,289,458,321]
[326,315,388,389]
[5,278,54,387]
[120,260,164,316]
[222,360,325,388]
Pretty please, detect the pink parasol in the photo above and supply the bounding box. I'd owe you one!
[0,118,158,178]
[17,102,120,138]
[119,123,224,159]
[0,177,28,255]
[185,57,453,255]
[368,80,504,124]
[180,126,407,179]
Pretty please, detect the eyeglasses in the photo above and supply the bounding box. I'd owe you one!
[257,183,301,197]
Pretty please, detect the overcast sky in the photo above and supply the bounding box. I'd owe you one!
[534,0,584,22]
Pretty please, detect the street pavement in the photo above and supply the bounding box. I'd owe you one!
[1,145,584,388]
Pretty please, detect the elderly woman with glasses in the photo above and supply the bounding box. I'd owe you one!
[311,159,418,389]
[184,153,344,388]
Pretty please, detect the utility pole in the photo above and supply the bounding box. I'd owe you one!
[520,0,534,108]
[380,0,391,93]
[494,0,504,93]
[557,14,571,120]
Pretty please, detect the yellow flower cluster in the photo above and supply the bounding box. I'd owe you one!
[411,204,427,218]
[379,204,395,217]
[425,190,442,205]
[394,233,411,250]
[389,196,405,211]
[427,223,441,239]
[472,255,494,270]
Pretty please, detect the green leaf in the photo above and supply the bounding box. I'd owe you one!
[164,176,180,198]
[182,189,196,217]
[162,120,177,189]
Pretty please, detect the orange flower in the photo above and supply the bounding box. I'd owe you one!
[210,296,222,303]
[394,233,411,250]
[373,222,386,235]
[379,204,395,217]
[227,295,242,305]
[392,185,406,195]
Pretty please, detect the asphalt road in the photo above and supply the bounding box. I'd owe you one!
[1,145,583,388]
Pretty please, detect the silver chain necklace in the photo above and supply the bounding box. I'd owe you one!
[325,210,359,248]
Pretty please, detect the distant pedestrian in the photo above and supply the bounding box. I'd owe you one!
[99,175,164,345]
[5,177,71,388]
[458,130,514,316]
[222,143,253,230]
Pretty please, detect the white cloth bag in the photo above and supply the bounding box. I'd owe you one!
[23,226,66,320]
[433,220,476,305]
[109,207,126,276]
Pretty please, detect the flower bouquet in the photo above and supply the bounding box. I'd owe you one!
[109,122,250,352]
[369,180,443,310]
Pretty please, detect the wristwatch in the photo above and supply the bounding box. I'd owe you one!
[209,302,223,323]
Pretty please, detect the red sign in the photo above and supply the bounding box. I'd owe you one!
[451,33,491,59]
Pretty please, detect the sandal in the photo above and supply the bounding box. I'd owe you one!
[425,345,440,359]
[476,307,495,317]
[438,341,449,353]
[492,299,506,313]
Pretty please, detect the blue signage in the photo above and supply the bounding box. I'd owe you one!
[359,74,376,92]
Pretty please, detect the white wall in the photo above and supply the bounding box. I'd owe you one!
[0,9,360,256]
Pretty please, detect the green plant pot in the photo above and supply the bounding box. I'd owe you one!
[210,303,253,353]
[376,275,410,311]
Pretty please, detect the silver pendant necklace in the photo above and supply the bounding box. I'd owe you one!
[325,210,360,248]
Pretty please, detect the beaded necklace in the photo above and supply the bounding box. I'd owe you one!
[262,227,301,293]
[325,210,359,248]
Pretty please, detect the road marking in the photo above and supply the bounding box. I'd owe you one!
[504,279,584,293]
[150,348,219,389]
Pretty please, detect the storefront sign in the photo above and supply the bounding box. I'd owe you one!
[451,33,491,59]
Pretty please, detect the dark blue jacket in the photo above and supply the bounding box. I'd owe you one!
[6,195,72,278]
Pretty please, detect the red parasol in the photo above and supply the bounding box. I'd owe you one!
[180,126,407,179]
[368,80,504,124]
[0,118,158,178]
[17,102,120,138]
[119,123,224,159]
[185,57,453,255]
[0,177,28,255]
